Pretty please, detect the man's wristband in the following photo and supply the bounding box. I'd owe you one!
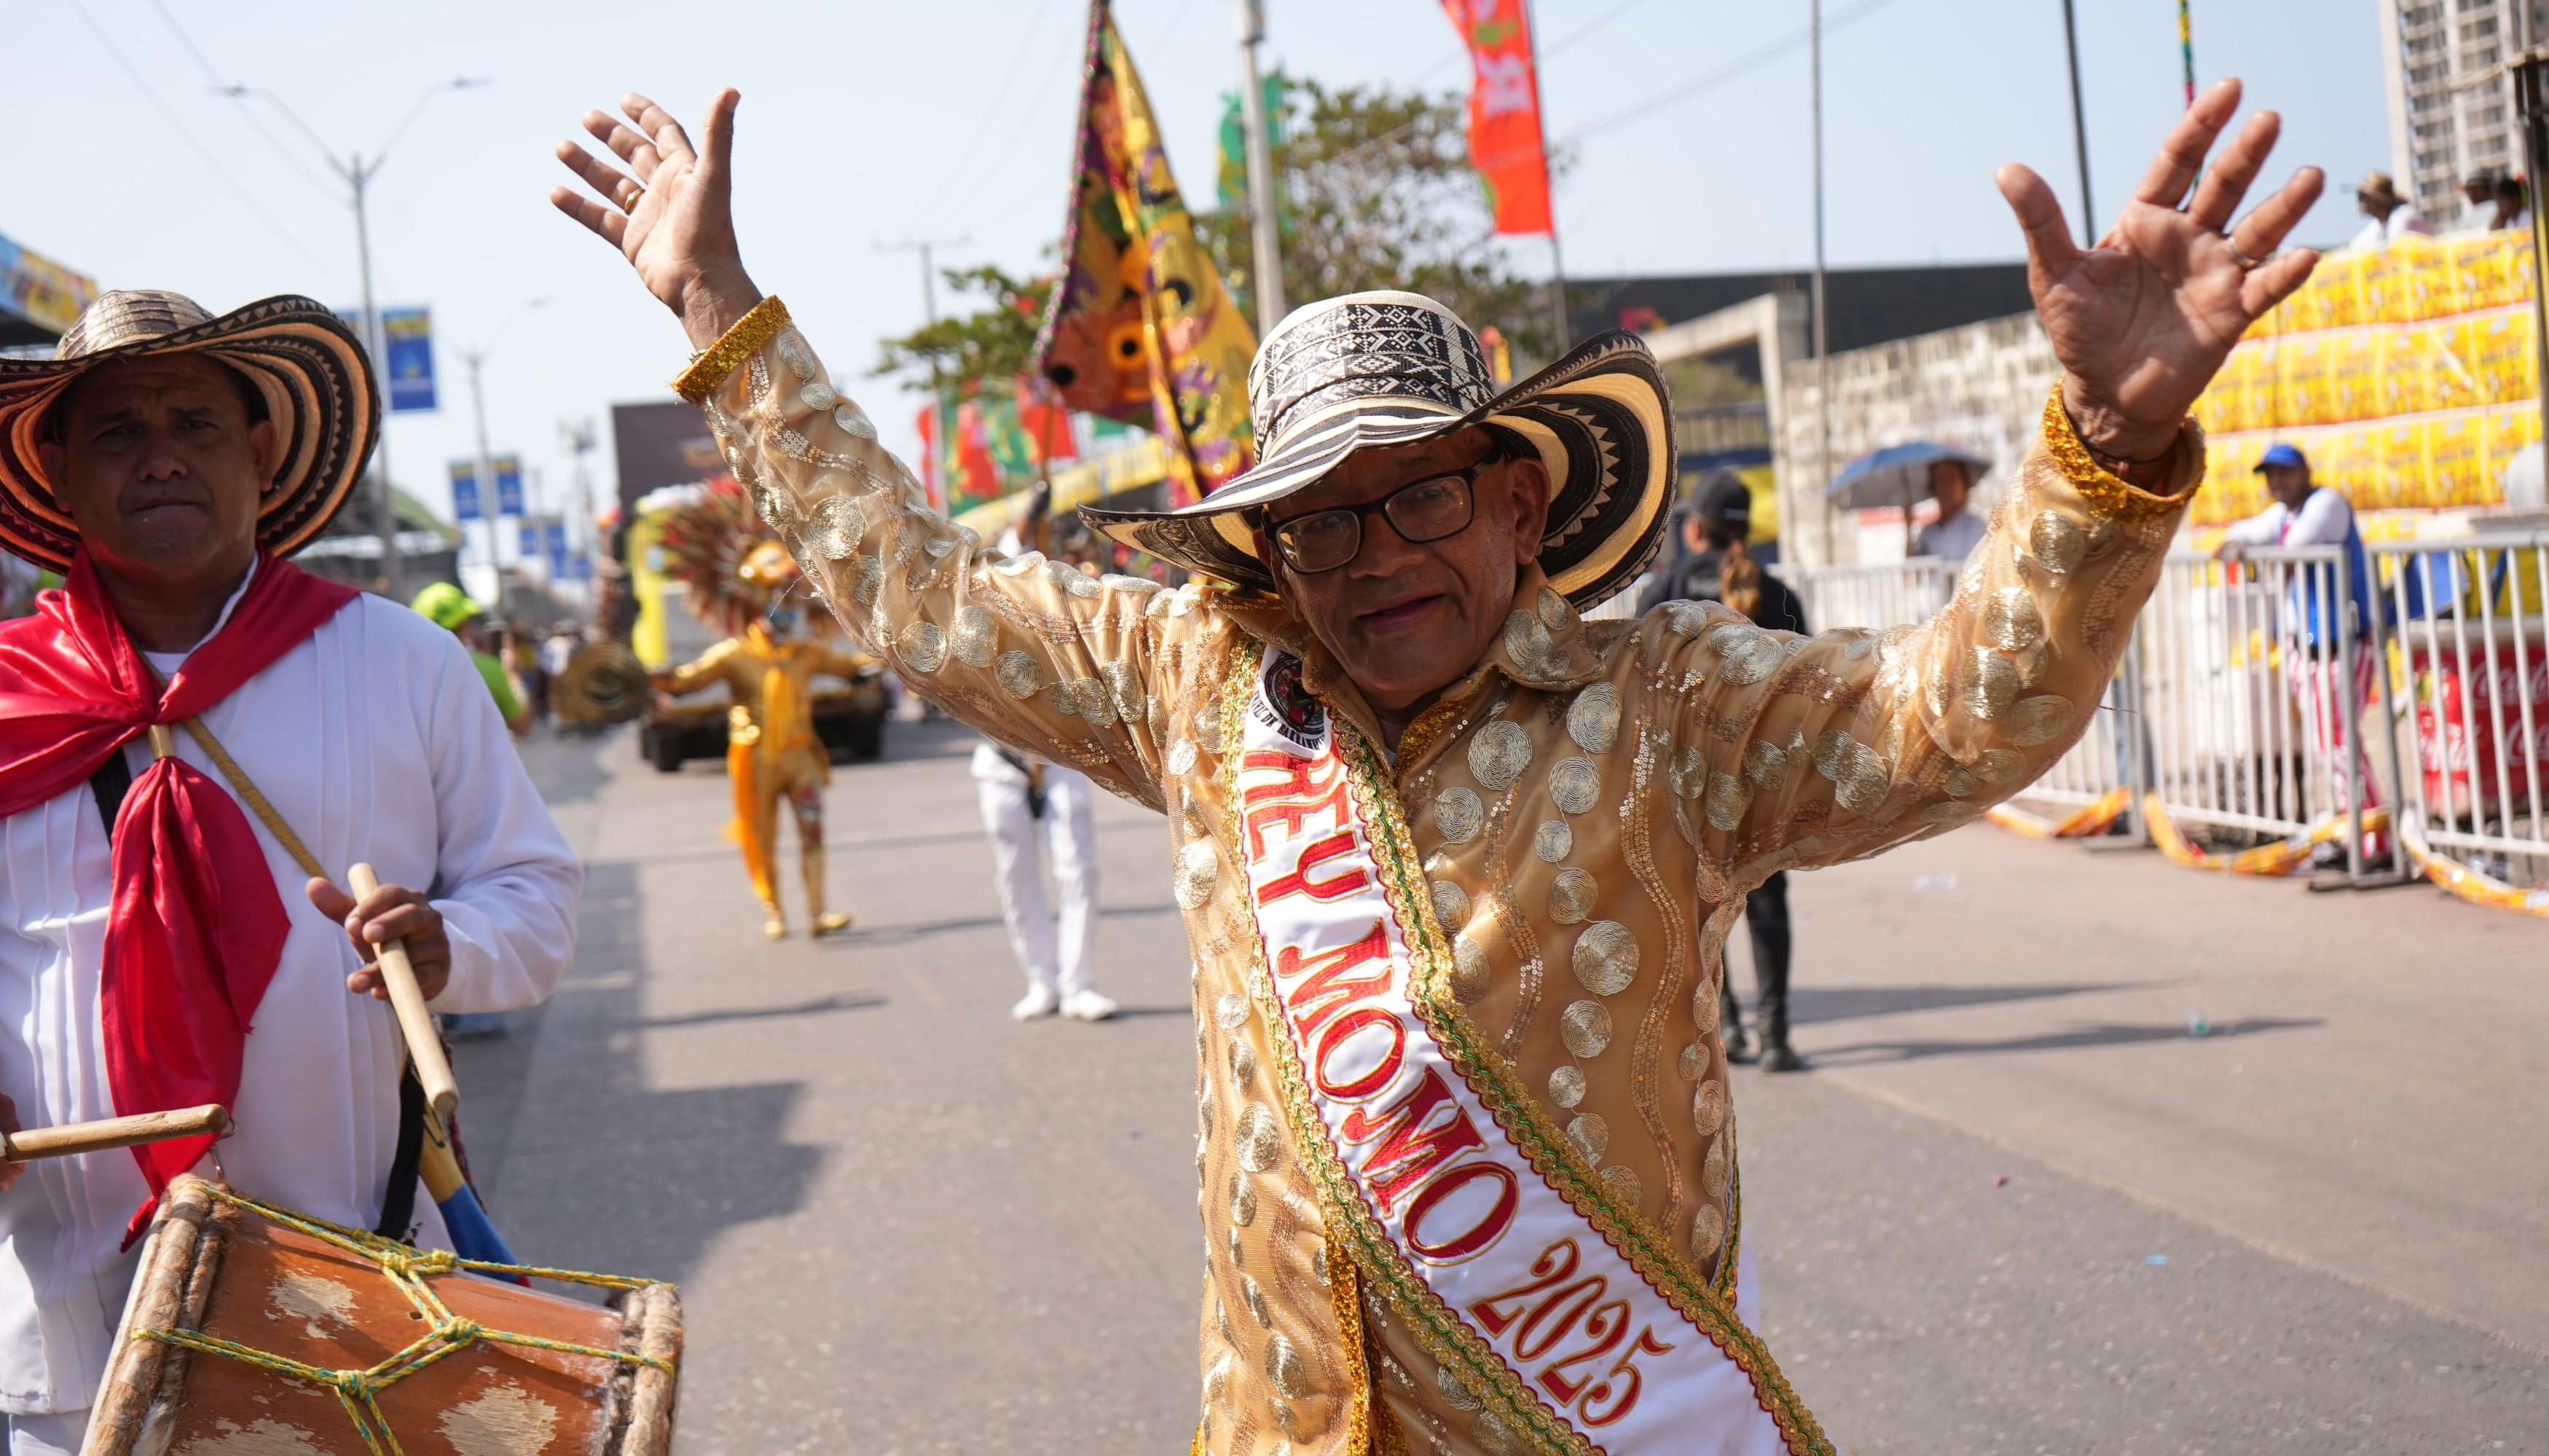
[672,295,793,405]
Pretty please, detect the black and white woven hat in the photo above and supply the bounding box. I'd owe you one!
[1081,290,1673,610]
[0,291,378,572]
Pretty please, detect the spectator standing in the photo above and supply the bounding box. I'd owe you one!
[2493,175,2532,232]
[2451,172,2499,235]
[2350,170,2435,250]
[1911,456,1987,563]
[412,583,530,736]
[2214,444,2386,866]
[1638,472,1810,1071]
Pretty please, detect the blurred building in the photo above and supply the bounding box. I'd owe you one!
[2381,0,2546,225]
[0,230,98,358]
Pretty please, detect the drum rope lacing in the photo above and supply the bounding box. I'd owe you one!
[131,1184,675,1456]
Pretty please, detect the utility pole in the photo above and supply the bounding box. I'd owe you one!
[221,77,487,600]
[1233,0,1288,335]
[2060,0,2095,245]
[463,348,503,617]
[1810,0,1834,564]
[561,417,598,605]
[879,235,970,508]
[2510,50,2549,460]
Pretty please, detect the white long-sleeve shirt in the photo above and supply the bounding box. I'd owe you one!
[0,581,581,1414]
[2222,484,2355,548]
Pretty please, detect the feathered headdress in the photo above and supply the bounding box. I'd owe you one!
[656,478,823,637]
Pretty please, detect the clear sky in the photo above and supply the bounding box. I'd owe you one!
[12,0,2392,539]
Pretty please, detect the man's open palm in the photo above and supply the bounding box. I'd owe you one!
[551,90,756,344]
[1998,78,2324,460]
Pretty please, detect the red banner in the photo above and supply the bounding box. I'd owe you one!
[1441,0,1553,235]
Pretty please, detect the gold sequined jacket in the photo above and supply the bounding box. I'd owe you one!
[680,299,2202,1455]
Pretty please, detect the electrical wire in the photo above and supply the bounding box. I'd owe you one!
[930,0,1066,230]
[144,0,339,197]
[1561,0,1907,143]
[1542,0,1657,60]
[63,1,344,283]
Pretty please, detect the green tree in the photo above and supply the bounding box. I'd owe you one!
[872,264,1054,398]
[1198,79,1563,363]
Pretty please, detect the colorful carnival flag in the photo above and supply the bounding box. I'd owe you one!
[1036,0,1257,508]
[1440,0,1554,235]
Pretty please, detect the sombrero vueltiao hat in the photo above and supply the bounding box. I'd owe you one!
[1081,291,1673,610]
[0,290,378,572]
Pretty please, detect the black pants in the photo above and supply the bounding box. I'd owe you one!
[1722,870,1791,1034]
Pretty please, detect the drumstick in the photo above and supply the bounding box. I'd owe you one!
[2,1104,228,1163]
[347,863,460,1121]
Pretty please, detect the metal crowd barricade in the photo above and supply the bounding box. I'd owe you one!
[2137,546,2371,874]
[2368,532,2549,898]
[1792,558,2135,829]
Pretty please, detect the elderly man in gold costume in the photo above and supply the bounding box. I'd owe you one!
[554,78,2321,1455]
[653,538,873,940]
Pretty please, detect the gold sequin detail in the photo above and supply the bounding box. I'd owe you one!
[1175,841,1219,910]
[1537,585,1575,633]
[1265,1334,1306,1399]
[1215,992,1251,1030]
[1742,739,1789,788]
[1669,745,1705,799]
[1691,1203,1727,1261]
[1976,747,2026,784]
[2030,510,2086,575]
[1955,648,2016,721]
[1045,558,1102,598]
[753,482,803,535]
[1660,599,1713,636]
[1599,1165,1644,1206]
[1216,1298,1236,1346]
[1502,608,1553,670]
[1692,982,1721,1035]
[673,294,791,403]
[1692,1079,1729,1137]
[1533,819,1573,862]
[1167,740,1200,777]
[1433,787,1485,843]
[1550,756,1601,815]
[1204,1349,1234,1405]
[995,649,1043,699]
[1547,1064,1586,1109]
[1429,878,1469,929]
[1701,1138,1731,1200]
[1193,704,1226,755]
[1705,771,1753,832]
[1236,1104,1282,1173]
[1547,867,1597,925]
[2040,385,2202,519]
[948,605,997,668]
[1450,932,1490,1004]
[1067,677,1116,725]
[802,495,865,559]
[1436,1363,1482,1412]
[1678,1043,1703,1080]
[1101,659,1145,724]
[1466,720,1533,791]
[1243,1273,1270,1326]
[2007,693,2078,747]
[1560,999,1614,1058]
[1229,1038,1258,1086]
[1983,586,2044,651]
[1566,682,1620,753]
[1708,623,1784,685]
[1569,920,1638,996]
[1566,1113,1609,1162]
[897,620,946,673]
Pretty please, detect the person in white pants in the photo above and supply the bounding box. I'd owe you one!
[972,742,1115,1021]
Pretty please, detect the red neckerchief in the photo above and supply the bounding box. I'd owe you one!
[0,551,357,1239]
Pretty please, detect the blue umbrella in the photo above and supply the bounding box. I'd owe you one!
[1824,441,1992,512]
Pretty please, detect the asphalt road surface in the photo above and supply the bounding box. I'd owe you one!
[461,717,2545,1455]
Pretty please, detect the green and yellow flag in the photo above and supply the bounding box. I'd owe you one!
[1034,0,1257,508]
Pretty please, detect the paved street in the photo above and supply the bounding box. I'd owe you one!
[464,719,2547,1455]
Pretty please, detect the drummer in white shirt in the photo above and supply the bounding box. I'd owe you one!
[0,291,579,1455]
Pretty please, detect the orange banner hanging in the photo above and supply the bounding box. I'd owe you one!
[1441,0,1554,235]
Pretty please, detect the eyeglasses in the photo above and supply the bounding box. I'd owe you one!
[1266,460,1490,575]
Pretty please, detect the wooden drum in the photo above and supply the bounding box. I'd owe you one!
[84,1176,681,1456]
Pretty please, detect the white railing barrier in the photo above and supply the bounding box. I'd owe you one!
[2368,533,2549,892]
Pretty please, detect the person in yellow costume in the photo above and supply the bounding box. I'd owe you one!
[653,533,873,940]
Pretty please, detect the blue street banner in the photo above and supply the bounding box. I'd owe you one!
[495,456,525,517]
[518,522,541,556]
[563,554,593,582]
[543,522,567,557]
[381,308,436,413]
[448,460,482,522]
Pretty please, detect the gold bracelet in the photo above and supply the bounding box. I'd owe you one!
[2041,386,2204,521]
[671,295,793,404]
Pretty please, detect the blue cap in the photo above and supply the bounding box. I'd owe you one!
[2255,443,2309,472]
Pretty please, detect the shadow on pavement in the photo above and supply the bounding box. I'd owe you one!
[1788,981,2136,1025]
[628,990,887,1031]
[1807,1015,2322,1066]
[453,855,826,1290]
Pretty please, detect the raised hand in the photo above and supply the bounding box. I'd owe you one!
[1996,78,2324,469]
[551,90,763,350]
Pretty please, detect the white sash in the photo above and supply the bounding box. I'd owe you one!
[1225,645,1826,1455]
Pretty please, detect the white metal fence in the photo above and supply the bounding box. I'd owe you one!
[1793,540,2549,898]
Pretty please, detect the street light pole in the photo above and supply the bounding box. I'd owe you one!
[879,235,970,508]
[2060,0,2096,244]
[1233,0,1288,335]
[1810,0,1834,565]
[226,78,487,599]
